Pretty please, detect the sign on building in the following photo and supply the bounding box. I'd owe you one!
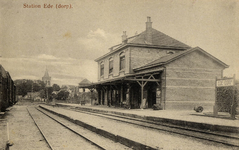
[216,78,234,87]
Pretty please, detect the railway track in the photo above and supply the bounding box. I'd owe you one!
[68,107,239,148]
[27,107,131,150]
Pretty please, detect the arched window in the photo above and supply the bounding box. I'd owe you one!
[100,62,104,76]
[119,52,125,70]
[109,57,113,74]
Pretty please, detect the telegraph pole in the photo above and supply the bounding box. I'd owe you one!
[46,87,48,102]
[31,81,33,102]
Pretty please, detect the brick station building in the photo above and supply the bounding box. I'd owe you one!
[82,17,228,110]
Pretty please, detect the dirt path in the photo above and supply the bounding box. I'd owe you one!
[5,105,50,150]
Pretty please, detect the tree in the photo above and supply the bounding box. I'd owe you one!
[52,84,61,91]
[33,80,46,92]
[56,90,69,100]
[16,82,28,97]
[39,89,46,99]
[45,87,53,99]
[46,87,53,95]
[15,79,46,97]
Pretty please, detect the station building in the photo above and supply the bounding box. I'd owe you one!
[82,17,228,110]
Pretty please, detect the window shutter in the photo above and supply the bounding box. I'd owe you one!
[125,50,129,73]
[114,54,119,76]
[98,63,101,81]
[104,59,109,78]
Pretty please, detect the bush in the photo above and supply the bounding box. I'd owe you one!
[216,86,237,112]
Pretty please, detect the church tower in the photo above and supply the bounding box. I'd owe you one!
[42,68,51,87]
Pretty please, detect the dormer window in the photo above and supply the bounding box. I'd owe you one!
[120,52,125,70]
[100,62,104,76]
[109,57,113,74]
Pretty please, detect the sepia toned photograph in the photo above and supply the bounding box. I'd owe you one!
[0,0,238,149]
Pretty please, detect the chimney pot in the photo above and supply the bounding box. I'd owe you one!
[122,31,127,44]
[145,17,153,44]
[146,16,152,29]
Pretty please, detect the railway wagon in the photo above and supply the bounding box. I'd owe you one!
[0,65,16,112]
[6,72,16,106]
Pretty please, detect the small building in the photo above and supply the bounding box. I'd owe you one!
[26,92,40,101]
[87,17,228,110]
[79,79,95,105]
[61,85,79,98]
[79,79,92,91]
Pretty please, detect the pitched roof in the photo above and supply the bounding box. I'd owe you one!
[128,28,190,48]
[61,85,76,89]
[79,78,92,88]
[79,78,91,84]
[134,47,229,71]
[95,18,190,62]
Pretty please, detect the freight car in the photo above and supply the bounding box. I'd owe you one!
[0,65,16,112]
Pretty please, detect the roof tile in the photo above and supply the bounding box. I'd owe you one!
[134,47,228,71]
[129,28,190,48]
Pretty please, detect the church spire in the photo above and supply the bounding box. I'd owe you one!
[43,68,50,78]
[42,67,51,87]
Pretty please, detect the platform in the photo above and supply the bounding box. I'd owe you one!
[56,103,239,133]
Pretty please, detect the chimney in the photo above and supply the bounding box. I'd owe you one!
[122,31,127,44]
[146,16,152,29]
[145,17,153,44]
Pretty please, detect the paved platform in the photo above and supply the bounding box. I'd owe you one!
[56,103,239,133]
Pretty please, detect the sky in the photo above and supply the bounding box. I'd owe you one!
[0,0,238,86]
